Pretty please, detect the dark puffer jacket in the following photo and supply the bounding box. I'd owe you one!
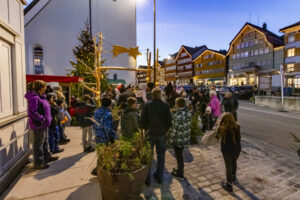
[121,107,140,139]
[75,102,96,127]
[141,98,172,137]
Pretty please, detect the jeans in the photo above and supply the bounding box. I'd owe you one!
[59,125,66,141]
[33,129,50,166]
[82,126,93,149]
[43,128,52,160]
[222,150,240,184]
[48,126,60,152]
[174,146,184,176]
[146,135,167,182]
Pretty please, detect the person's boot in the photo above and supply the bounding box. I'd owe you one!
[52,149,64,154]
[171,168,184,181]
[35,163,49,170]
[221,181,233,194]
[45,156,59,163]
[232,175,239,185]
[154,172,162,184]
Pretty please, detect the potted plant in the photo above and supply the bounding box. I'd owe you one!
[96,132,152,200]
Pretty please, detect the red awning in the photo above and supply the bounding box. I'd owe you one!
[26,75,83,83]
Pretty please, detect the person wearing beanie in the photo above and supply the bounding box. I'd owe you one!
[202,106,214,132]
[47,94,64,154]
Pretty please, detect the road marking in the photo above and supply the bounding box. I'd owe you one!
[239,106,300,120]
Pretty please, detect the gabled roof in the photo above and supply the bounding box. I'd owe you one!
[193,48,226,61]
[176,45,207,61]
[280,21,300,32]
[158,61,164,67]
[170,52,178,58]
[24,0,39,14]
[228,22,284,54]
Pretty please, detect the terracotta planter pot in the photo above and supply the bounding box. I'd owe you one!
[97,164,150,200]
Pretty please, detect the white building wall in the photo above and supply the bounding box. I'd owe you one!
[0,0,29,193]
[25,0,137,85]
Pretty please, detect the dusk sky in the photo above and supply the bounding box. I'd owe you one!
[26,0,300,65]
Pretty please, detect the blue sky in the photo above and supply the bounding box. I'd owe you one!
[26,0,300,65]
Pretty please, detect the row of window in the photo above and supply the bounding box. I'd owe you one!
[166,73,176,77]
[203,54,214,59]
[287,78,300,88]
[195,68,224,75]
[232,47,269,59]
[232,60,273,70]
[180,52,188,57]
[178,71,193,77]
[166,65,176,71]
[177,57,192,65]
[236,38,264,49]
[286,63,298,72]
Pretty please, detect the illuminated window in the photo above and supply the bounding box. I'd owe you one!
[288,33,295,43]
[259,49,264,55]
[287,48,295,57]
[33,47,44,74]
[286,64,295,72]
[264,47,269,54]
[295,78,300,88]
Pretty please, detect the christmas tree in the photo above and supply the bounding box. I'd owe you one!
[69,22,109,97]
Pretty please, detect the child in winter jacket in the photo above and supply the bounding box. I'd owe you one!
[168,97,192,180]
[121,97,140,140]
[202,106,214,132]
[47,93,64,154]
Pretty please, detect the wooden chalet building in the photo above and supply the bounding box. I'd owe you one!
[175,45,207,85]
[164,52,178,86]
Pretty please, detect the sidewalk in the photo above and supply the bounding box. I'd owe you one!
[1,127,300,200]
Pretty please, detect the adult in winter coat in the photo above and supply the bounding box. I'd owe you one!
[168,97,192,180]
[217,113,241,194]
[118,85,136,109]
[165,82,180,109]
[75,95,96,152]
[221,91,239,121]
[142,88,172,185]
[135,83,147,112]
[209,90,222,125]
[121,97,140,139]
[25,80,58,169]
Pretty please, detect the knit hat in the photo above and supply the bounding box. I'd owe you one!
[56,99,64,106]
[206,106,212,112]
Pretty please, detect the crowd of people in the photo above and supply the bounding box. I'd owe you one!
[25,80,240,194]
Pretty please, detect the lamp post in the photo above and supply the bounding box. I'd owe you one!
[153,0,156,86]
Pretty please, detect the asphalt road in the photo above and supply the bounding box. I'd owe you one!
[237,100,300,151]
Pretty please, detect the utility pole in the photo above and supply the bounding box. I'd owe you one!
[153,0,156,86]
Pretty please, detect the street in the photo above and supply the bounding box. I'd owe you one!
[238,100,300,151]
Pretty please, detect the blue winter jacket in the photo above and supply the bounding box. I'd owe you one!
[94,107,116,144]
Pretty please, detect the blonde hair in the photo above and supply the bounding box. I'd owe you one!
[152,88,162,99]
[209,90,217,96]
[219,112,240,144]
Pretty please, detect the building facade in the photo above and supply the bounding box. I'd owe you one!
[0,0,29,193]
[164,52,177,86]
[158,61,166,86]
[175,45,206,85]
[227,23,284,90]
[24,0,137,85]
[136,65,148,84]
[280,22,300,90]
[194,49,226,86]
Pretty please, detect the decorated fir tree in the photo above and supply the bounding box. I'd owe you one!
[69,23,109,96]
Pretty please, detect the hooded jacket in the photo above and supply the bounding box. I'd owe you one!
[121,107,140,139]
[209,95,221,117]
[25,91,52,130]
